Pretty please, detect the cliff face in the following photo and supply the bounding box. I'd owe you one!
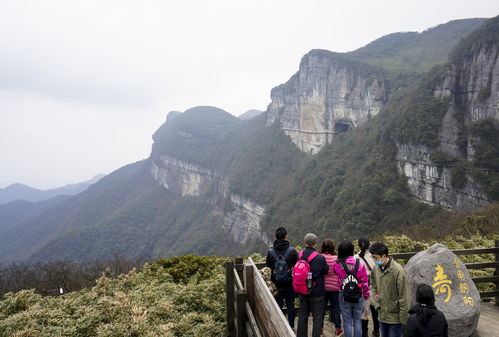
[434,44,499,156]
[150,154,270,246]
[396,20,499,209]
[267,50,386,154]
[396,144,491,209]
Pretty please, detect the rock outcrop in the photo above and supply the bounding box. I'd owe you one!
[396,20,499,210]
[434,43,499,157]
[395,144,492,209]
[267,49,386,154]
[150,154,270,246]
[405,244,480,337]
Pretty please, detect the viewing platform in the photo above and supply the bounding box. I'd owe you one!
[225,242,499,337]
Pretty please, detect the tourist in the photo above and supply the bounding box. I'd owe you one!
[334,241,370,337]
[406,284,448,337]
[321,238,343,336]
[369,242,411,337]
[354,238,379,337]
[266,227,298,328]
[296,233,329,337]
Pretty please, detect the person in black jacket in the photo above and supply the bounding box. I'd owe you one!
[266,227,298,328]
[407,284,448,337]
[297,233,329,337]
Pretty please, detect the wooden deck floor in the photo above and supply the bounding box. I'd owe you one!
[475,302,499,337]
[295,302,499,337]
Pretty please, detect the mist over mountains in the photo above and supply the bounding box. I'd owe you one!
[0,174,105,205]
[1,17,498,264]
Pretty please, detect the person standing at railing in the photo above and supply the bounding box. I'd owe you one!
[321,238,343,336]
[266,227,299,329]
[334,240,370,337]
[369,242,411,337]
[296,233,329,337]
[355,238,379,337]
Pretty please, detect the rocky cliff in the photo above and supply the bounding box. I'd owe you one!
[267,49,386,154]
[150,148,270,247]
[396,144,491,209]
[396,18,499,209]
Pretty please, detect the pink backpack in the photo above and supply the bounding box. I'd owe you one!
[292,250,318,294]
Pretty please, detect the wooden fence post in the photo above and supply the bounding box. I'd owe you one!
[244,263,255,311]
[226,261,235,336]
[235,257,244,287]
[236,289,248,337]
[495,240,499,306]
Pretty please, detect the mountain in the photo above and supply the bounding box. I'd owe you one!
[239,109,264,120]
[0,174,105,205]
[0,17,497,263]
[0,195,70,232]
[347,18,487,86]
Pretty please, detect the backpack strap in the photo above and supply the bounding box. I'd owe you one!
[341,258,359,277]
[269,248,278,260]
[353,258,360,276]
[282,247,293,260]
[340,259,351,276]
[360,255,372,272]
[307,251,319,263]
[298,250,318,262]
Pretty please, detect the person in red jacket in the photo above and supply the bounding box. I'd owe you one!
[321,238,343,336]
[333,241,370,337]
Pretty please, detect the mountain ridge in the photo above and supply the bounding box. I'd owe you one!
[1,17,497,263]
[0,174,105,205]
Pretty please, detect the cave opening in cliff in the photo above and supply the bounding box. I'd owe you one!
[334,120,353,133]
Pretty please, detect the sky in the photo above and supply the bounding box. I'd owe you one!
[0,0,498,190]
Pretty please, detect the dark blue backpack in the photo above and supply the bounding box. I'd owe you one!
[269,247,293,285]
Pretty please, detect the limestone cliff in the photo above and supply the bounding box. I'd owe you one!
[150,154,270,247]
[396,18,499,209]
[396,144,491,209]
[267,49,386,154]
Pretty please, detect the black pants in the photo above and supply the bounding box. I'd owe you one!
[297,295,324,337]
[371,304,380,333]
[275,288,296,328]
[362,305,380,336]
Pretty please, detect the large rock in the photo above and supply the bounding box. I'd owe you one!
[405,244,480,337]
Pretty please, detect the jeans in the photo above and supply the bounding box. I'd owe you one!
[275,288,296,328]
[379,322,402,337]
[297,295,324,337]
[339,295,364,337]
[323,290,341,329]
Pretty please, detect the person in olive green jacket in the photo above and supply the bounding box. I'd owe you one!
[369,242,411,337]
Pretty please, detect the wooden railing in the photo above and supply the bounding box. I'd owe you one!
[225,241,499,337]
[226,257,294,337]
[388,240,499,302]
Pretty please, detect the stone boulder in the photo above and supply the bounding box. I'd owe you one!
[405,244,480,337]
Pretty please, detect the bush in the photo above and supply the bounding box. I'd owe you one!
[0,256,227,337]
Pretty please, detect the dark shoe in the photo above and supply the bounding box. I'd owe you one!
[372,331,380,337]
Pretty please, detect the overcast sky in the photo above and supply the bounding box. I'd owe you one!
[0,0,497,190]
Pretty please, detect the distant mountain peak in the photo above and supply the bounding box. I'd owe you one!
[0,175,105,205]
[239,109,263,120]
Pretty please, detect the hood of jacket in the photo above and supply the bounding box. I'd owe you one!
[273,239,290,252]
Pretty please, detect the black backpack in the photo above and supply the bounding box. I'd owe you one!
[269,247,293,285]
[340,259,362,303]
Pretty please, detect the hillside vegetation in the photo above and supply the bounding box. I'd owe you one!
[348,18,487,87]
[1,212,497,336]
[0,256,228,337]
